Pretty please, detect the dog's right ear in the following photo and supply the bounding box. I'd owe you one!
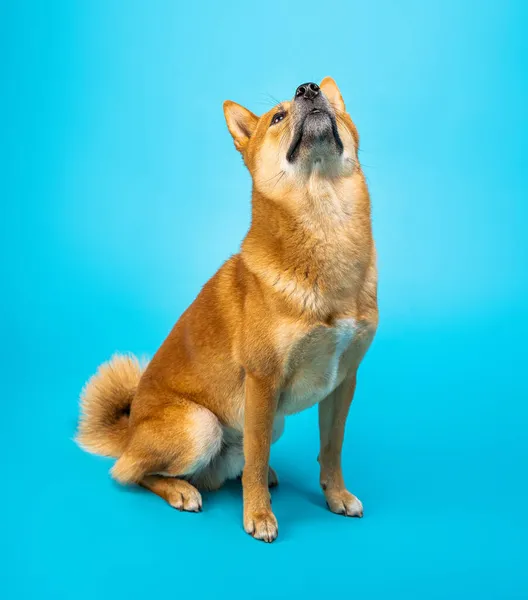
[320,77,345,113]
[223,101,258,152]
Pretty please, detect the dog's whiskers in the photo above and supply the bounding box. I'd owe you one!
[259,170,286,185]
[272,171,286,189]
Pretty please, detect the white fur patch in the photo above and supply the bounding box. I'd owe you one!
[189,409,223,471]
[279,318,363,415]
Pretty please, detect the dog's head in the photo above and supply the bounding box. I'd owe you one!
[223,78,360,200]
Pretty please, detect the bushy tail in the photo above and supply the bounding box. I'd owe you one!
[76,353,147,457]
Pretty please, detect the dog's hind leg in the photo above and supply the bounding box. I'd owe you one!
[111,396,223,511]
[140,475,203,512]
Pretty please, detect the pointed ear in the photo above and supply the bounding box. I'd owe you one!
[223,101,258,151]
[320,77,345,113]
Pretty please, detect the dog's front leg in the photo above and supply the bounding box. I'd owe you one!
[318,372,364,517]
[242,373,279,542]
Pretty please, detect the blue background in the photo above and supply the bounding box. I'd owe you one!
[2,1,527,598]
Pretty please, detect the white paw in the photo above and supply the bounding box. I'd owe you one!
[325,490,363,517]
[244,510,278,543]
[168,487,203,512]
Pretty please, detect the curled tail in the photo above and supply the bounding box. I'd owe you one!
[76,353,147,457]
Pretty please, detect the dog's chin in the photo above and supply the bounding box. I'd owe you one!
[286,112,344,172]
[290,142,345,176]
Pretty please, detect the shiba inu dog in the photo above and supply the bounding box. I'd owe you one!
[77,77,378,543]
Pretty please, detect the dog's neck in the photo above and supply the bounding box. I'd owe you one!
[241,171,373,320]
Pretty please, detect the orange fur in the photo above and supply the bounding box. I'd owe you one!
[77,77,378,542]
[77,354,147,457]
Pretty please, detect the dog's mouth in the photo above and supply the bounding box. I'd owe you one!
[286,109,344,163]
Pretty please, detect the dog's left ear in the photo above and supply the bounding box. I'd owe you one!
[223,101,258,152]
[320,77,345,113]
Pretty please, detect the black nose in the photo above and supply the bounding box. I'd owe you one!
[295,82,319,100]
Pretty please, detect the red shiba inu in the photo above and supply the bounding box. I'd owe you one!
[77,77,378,543]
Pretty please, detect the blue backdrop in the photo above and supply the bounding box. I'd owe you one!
[2,1,527,599]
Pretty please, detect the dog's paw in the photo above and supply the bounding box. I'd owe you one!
[268,466,279,488]
[244,509,278,543]
[325,489,363,517]
[167,481,203,513]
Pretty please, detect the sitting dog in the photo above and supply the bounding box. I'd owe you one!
[77,77,378,543]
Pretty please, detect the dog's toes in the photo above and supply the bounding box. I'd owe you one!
[325,490,363,517]
[167,483,203,513]
[244,510,278,543]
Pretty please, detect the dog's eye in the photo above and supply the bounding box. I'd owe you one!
[270,111,286,127]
